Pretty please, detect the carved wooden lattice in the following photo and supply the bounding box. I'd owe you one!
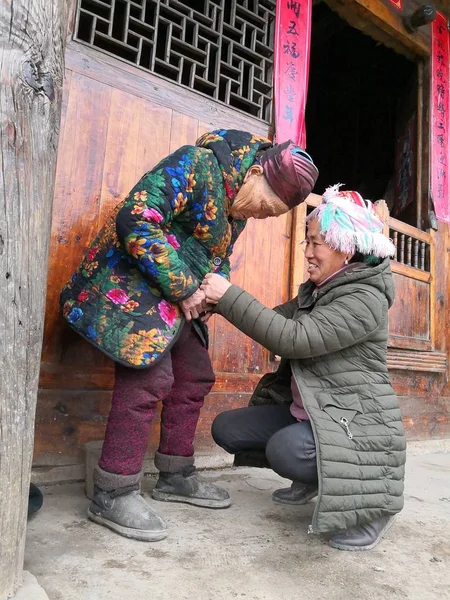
[75,0,275,120]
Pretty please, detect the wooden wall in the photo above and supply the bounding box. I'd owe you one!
[397,221,450,439]
[34,41,292,470]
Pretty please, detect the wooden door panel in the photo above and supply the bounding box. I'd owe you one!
[210,213,291,376]
[169,112,201,153]
[242,213,291,371]
[41,73,112,366]
[98,88,143,227]
[134,103,173,177]
[210,227,249,374]
[389,274,430,340]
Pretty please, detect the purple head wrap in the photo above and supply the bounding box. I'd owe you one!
[260,141,319,208]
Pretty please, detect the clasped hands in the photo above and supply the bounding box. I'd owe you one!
[179,273,232,322]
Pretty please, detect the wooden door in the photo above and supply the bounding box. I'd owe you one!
[35,42,293,469]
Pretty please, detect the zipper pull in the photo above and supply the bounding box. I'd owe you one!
[340,416,353,439]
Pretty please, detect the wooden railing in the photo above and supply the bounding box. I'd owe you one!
[374,200,435,289]
[295,194,433,278]
[389,223,430,272]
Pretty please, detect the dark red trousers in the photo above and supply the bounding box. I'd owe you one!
[99,323,215,475]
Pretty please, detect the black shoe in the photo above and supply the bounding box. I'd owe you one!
[28,483,43,518]
[272,481,318,505]
[152,466,232,508]
[329,516,396,551]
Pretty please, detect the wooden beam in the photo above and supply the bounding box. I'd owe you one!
[324,0,430,58]
[387,348,447,372]
[290,202,308,296]
[0,1,68,597]
[64,41,270,137]
[388,216,432,243]
[435,1,450,18]
[429,229,437,348]
[388,335,433,351]
[391,261,431,282]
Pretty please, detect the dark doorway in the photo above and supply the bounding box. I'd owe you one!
[306,2,417,224]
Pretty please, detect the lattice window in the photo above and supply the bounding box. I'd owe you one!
[75,0,275,120]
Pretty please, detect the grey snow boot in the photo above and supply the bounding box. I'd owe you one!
[152,465,232,508]
[329,515,396,551]
[88,466,168,542]
[272,481,318,505]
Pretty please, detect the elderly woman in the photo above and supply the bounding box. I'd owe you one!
[201,185,406,552]
[60,130,318,542]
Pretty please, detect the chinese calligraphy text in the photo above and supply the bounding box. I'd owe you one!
[431,14,450,223]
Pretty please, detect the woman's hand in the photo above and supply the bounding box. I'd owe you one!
[179,288,207,321]
[201,308,215,323]
[200,273,232,304]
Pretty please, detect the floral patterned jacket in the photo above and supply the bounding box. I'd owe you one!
[60,130,271,368]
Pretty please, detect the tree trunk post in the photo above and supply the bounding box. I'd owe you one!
[0,1,68,596]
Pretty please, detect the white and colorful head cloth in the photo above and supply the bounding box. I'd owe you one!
[307,184,396,258]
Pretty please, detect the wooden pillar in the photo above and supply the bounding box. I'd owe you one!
[0,1,68,596]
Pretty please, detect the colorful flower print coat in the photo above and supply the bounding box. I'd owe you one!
[60,130,272,368]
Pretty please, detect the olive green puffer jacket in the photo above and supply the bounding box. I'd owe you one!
[215,259,406,534]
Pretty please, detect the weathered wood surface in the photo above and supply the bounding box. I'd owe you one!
[436,1,450,16]
[64,41,270,137]
[390,262,430,283]
[389,273,431,339]
[0,0,68,597]
[35,61,292,466]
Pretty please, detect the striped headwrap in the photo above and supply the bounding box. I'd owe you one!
[307,184,396,258]
[260,142,319,208]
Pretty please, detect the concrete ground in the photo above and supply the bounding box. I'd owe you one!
[25,452,450,600]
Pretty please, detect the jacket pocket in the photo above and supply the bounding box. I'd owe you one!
[316,392,363,440]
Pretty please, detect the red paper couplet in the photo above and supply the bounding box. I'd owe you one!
[273,0,313,148]
[431,14,450,224]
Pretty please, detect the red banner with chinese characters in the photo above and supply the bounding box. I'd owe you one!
[431,13,450,224]
[387,0,403,10]
[273,0,312,147]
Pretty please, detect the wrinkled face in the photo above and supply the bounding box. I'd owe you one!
[230,165,289,220]
[304,218,351,285]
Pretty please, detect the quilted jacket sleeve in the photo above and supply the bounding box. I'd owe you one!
[272,297,298,318]
[116,146,212,302]
[215,285,384,359]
